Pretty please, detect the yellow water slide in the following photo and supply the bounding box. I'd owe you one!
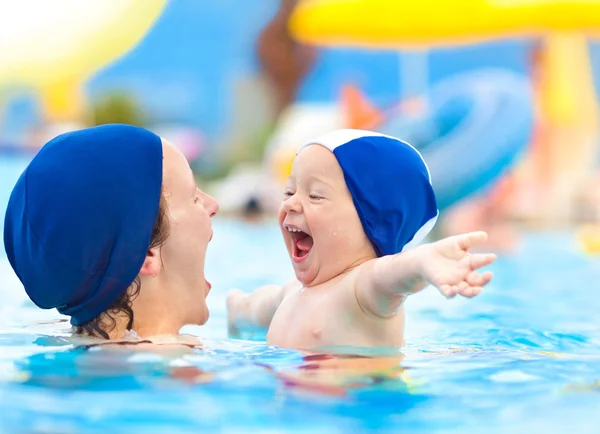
[289,0,600,48]
[289,0,600,233]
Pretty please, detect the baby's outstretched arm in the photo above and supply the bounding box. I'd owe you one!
[227,280,300,337]
[356,231,497,317]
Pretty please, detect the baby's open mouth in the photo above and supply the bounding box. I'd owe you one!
[291,230,313,262]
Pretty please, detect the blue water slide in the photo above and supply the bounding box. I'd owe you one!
[379,69,534,211]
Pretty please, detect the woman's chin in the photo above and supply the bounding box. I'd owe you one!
[198,306,210,325]
[185,302,209,326]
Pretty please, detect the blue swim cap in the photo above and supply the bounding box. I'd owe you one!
[3,124,163,326]
[299,129,438,256]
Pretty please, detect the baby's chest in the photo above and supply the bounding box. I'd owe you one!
[267,291,353,347]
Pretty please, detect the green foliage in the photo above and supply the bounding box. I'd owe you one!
[88,91,146,127]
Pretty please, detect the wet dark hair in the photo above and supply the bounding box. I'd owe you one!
[75,194,170,339]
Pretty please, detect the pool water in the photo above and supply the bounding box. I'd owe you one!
[2,160,600,432]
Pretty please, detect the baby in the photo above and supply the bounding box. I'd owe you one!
[227,129,496,349]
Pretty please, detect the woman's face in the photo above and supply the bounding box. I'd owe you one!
[157,140,219,326]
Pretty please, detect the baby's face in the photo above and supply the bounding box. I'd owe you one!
[278,144,376,286]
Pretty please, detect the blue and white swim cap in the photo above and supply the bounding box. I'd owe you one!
[299,129,438,256]
[3,124,163,326]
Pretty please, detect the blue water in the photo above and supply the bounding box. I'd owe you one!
[1,160,600,432]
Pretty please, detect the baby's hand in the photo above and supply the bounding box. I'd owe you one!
[416,231,497,299]
[226,289,246,338]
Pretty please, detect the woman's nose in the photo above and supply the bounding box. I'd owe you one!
[203,192,219,217]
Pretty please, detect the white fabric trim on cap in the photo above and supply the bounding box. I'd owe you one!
[297,129,433,183]
[401,212,439,252]
[298,129,388,152]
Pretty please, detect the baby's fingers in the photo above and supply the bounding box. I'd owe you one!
[469,253,497,271]
[226,289,246,309]
[457,285,483,298]
[466,270,493,287]
[457,271,493,298]
[439,284,458,299]
[457,231,488,251]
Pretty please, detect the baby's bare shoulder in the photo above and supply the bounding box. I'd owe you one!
[281,279,304,299]
[326,266,368,305]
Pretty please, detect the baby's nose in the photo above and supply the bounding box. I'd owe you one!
[282,196,302,213]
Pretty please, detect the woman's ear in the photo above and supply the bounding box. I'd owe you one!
[139,246,162,278]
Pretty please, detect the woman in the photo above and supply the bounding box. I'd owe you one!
[3,124,219,340]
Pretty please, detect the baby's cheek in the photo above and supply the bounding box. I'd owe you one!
[277,216,284,228]
[342,229,368,253]
[277,207,286,224]
[323,230,349,254]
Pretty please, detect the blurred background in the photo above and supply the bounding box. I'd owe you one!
[4,2,600,431]
[3,0,600,254]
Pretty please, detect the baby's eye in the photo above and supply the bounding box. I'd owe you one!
[309,194,323,200]
[194,196,200,204]
[283,190,294,198]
